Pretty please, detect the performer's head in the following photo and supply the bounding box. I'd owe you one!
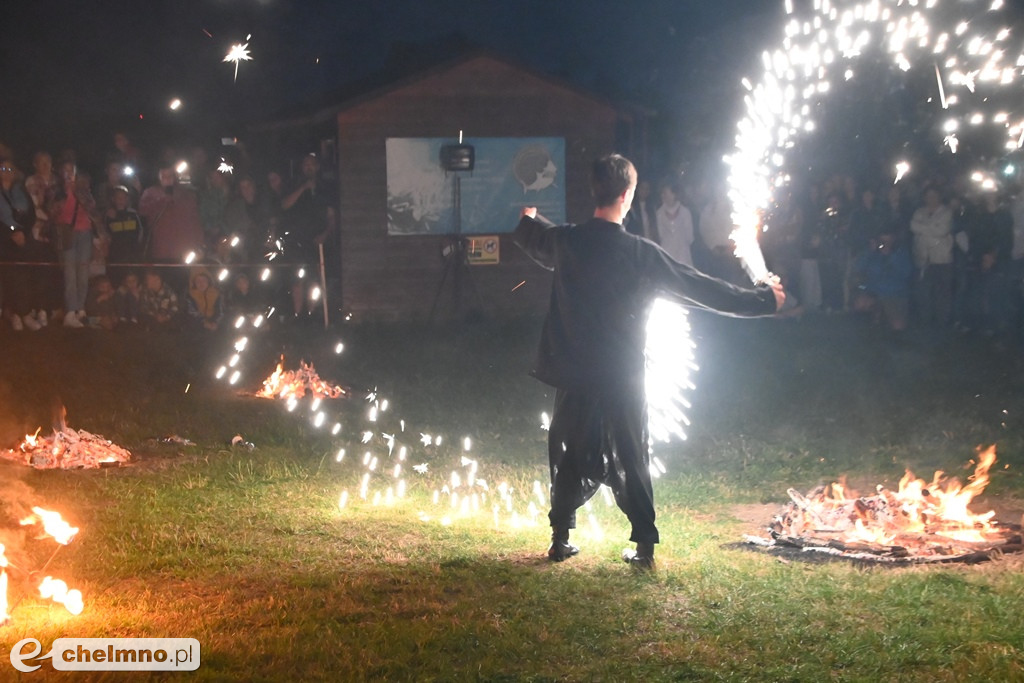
[590,154,637,211]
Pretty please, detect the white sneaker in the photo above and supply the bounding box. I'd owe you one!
[64,312,84,328]
[10,315,23,331]
[22,314,41,331]
[37,310,48,327]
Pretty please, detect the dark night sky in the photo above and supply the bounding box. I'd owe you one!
[0,0,776,170]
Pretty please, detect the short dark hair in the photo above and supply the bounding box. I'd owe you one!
[590,154,636,208]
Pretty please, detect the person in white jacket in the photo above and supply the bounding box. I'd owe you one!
[656,183,694,266]
[910,186,954,325]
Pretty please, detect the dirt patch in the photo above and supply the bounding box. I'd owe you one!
[727,503,778,535]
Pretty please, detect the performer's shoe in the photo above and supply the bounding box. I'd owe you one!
[547,528,579,562]
[622,542,656,571]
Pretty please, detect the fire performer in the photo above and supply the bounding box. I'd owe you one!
[514,154,784,570]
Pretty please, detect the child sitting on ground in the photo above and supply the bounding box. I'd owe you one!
[85,274,118,330]
[186,268,223,332]
[114,271,142,324]
[139,269,179,330]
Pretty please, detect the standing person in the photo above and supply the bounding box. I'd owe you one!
[910,186,954,326]
[699,181,744,284]
[514,154,783,570]
[223,175,270,263]
[23,152,62,322]
[105,186,144,277]
[0,159,34,233]
[280,153,336,320]
[95,160,140,215]
[139,164,203,268]
[655,182,694,266]
[50,160,99,327]
[24,152,58,242]
[623,179,656,241]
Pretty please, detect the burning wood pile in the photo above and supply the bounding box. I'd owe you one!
[255,356,346,400]
[746,446,1022,563]
[1,415,131,470]
[1,424,131,470]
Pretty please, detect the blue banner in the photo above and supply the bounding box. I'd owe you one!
[386,137,566,235]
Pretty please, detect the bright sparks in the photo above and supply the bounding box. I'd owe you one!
[224,42,253,82]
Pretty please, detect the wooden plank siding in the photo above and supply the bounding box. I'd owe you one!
[335,55,621,321]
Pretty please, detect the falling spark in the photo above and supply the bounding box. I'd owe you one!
[894,161,911,184]
[169,98,182,111]
[335,342,344,354]
[224,42,253,82]
[934,62,948,109]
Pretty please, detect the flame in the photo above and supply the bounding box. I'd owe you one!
[38,576,84,616]
[0,544,8,623]
[21,507,79,545]
[22,427,41,450]
[774,447,1005,557]
[256,356,345,400]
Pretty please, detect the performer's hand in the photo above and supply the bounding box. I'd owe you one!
[521,207,538,219]
[769,280,786,311]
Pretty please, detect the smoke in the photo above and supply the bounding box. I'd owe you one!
[0,463,37,571]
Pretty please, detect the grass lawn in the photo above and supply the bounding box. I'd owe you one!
[1,312,1023,681]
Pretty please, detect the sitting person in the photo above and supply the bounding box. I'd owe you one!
[84,275,118,330]
[114,271,142,324]
[186,268,223,332]
[139,269,180,330]
[851,230,914,331]
[225,272,259,318]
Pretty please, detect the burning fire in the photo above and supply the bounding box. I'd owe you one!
[38,576,84,616]
[756,446,1018,561]
[0,507,84,622]
[0,545,8,624]
[2,422,131,470]
[21,507,80,545]
[255,356,346,400]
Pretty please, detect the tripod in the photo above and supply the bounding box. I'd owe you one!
[429,173,483,322]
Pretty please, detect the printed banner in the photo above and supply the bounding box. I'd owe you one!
[386,137,566,235]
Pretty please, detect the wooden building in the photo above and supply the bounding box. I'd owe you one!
[255,52,632,322]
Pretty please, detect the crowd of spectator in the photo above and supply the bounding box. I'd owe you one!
[0,133,337,334]
[4,132,1023,345]
[627,168,1024,344]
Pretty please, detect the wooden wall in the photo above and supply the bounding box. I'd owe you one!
[335,56,621,322]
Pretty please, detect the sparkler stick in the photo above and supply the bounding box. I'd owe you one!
[934,62,948,110]
[318,243,329,328]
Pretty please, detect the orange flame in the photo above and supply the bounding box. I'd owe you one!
[21,427,41,450]
[0,544,8,623]
[38,576,84,615]
[20,507,79,545]
[255,356,345,400]
[775,446,1005,556]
